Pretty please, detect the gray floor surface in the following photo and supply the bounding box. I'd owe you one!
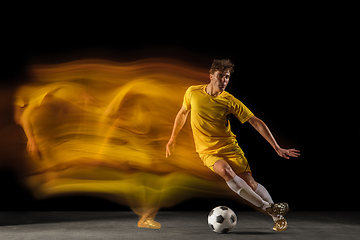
[1,211,359,240]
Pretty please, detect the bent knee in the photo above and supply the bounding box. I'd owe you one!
[217,167,233,177]
[238,172,258,191]
[213,161,236,180]
[249,182,258,191]
[245,179,258,191]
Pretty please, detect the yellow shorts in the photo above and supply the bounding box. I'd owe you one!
[199,145,251,174]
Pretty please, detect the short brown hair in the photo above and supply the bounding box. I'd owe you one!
[209,59,234,74]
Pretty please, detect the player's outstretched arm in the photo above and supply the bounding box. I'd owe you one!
[166,106,190,157]
[247,116,300,159]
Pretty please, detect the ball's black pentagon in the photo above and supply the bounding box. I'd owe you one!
[221,228,230,234]
[208,209,214,217]
[208,223,215,230]
[230,214,236,223]
[216,215,225,223]
[220,206,228,210]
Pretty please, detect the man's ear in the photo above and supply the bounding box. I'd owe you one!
[209,74,213,82]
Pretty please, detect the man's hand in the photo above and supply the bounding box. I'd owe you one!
[275,147,300,159]
[165,106,190,158]
[27,137,41,160]
[165,138,176,158]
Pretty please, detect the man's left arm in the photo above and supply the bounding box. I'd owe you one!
[247,116,300,159]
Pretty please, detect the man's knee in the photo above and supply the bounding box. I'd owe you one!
[248,181,258,192]
[213,160,235,180]
[218,167,233,177]
[238,172,258,191]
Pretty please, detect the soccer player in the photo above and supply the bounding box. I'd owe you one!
[166,59,300,231]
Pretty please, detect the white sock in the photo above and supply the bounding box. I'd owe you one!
[226,176,270,211]
[255,183,274,204]
[255,183,281,222]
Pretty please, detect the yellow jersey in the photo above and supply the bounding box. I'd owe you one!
[183,85,254,155]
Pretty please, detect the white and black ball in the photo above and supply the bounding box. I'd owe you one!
[208,206,237,234]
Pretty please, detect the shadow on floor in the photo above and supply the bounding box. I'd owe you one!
[0,211,136,226]
[230,231,275,235]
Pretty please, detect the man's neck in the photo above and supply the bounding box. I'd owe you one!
[206,84,222,97]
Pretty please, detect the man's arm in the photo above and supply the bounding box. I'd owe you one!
[166,105,190,157]
[247,116,300,159]
[15,106,41,159]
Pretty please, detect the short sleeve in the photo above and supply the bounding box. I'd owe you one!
[230,96,254,124]
[14,96,26,108]
[182,87,192,110]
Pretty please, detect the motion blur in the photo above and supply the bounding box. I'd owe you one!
[12,58,236,216]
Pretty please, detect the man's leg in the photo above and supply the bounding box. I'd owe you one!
[255,183,273,204]
[134,207,161,229]
[234,172,276,210]
[213,159,288,231]
[213,160,289,216]
[213,160,270,210]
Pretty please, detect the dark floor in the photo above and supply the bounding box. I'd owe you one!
[1,211,359,240]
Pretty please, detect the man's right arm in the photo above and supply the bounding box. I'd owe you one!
[165,105,190,157]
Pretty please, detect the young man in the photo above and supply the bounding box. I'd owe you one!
[166,59,300,231]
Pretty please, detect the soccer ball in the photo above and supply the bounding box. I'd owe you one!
[208,206,237,234]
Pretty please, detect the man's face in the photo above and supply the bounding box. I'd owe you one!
[210,70,230,91]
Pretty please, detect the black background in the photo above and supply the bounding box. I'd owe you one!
[0,6,357,212]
